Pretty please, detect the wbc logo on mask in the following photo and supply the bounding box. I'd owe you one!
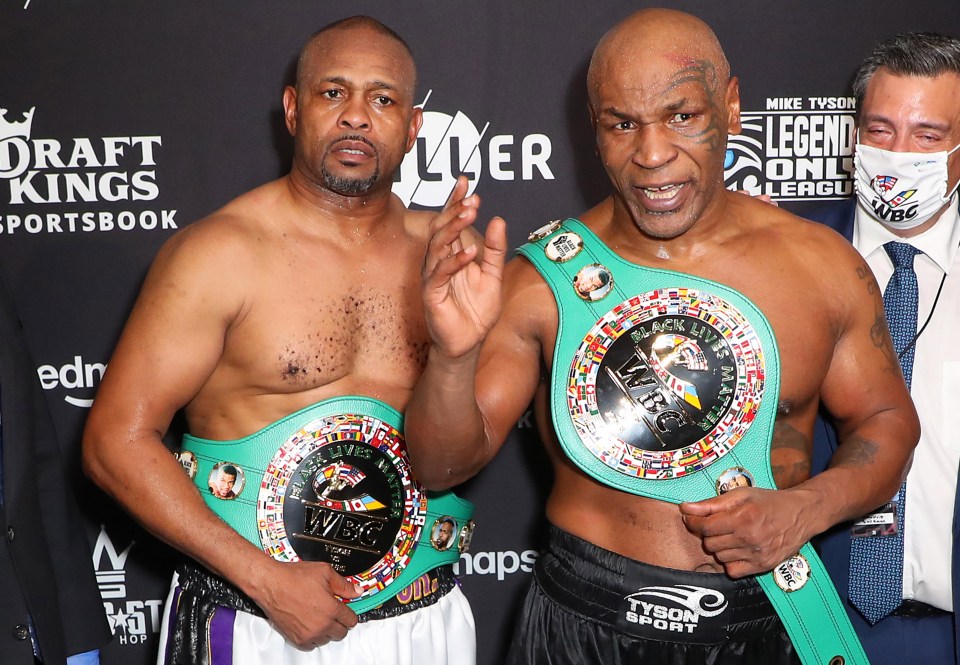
[871,175,917,208]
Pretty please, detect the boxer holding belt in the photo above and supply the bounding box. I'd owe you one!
[406,9,918,665]
[83,16,504,665]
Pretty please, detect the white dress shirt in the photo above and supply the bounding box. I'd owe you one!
[853,196,960,611]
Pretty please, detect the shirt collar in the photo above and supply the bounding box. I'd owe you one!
[853,197,960,274]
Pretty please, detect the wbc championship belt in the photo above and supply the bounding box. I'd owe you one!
[518,219,866,665]
[175,396,475,614]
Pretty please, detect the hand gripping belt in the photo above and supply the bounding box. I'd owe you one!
[517,219,866,665]
[178,396,474,615]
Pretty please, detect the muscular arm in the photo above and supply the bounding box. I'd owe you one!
[406,254,543,489]
[806,257,918,523]
[681,239,919,577]
[82,223,358,648]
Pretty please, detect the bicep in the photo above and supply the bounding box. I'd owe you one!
[819,258,913,437]
[88,237,238,442]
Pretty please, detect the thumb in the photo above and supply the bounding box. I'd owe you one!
[679,495,726,516]
[328,573,363,600]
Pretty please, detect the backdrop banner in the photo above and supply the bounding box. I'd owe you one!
[2,2,958,663]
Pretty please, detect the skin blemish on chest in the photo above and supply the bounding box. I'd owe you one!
[275,288,429,384]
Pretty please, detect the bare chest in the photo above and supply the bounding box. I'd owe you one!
[222,265,430,395]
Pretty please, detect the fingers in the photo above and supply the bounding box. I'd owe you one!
[443,174,470,209]
[424,197,479,274]
[265,563,361,649]
[424,247,480,293]
[481,216,508,278]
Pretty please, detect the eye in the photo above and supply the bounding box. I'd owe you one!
[374,95,394,106]
[321,89,342,100]
[614,120,635,131]
[670,112,695,124]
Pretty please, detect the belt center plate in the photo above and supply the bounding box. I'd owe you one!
[567,287,766,479]
[257,413,424,595]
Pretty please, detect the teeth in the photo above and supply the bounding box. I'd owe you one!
[341,149,365,155]
[642,184,682,200]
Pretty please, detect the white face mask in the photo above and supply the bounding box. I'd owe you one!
[854,138,960,230]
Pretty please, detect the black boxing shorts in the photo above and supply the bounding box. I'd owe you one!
[506,525,800,665]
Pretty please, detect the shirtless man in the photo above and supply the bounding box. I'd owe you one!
[83,16,501,665]
[407,9,919,663]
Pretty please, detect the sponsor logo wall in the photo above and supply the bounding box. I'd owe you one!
[2,2,959,664]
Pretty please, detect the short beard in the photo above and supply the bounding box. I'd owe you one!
[321,166,380,196]
[319,140,382,196]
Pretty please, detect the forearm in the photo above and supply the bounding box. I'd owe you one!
[802,415,916,536]
[405,346,494,489]
[82,430,278,602]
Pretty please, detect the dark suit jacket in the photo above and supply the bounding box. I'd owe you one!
[0,269,110,664]
[808,198,960,664]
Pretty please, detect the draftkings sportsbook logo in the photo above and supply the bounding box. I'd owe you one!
[0,105,177,235]
[724,96,856,201]
[392,90,555,208]
[94,526,165,646]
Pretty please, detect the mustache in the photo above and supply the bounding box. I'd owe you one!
[326,134,378,155]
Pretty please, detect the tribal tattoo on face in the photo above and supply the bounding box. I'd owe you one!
[659,59,725,152]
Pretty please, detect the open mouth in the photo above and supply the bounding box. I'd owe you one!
[329,137,376,163]
[640,183,684,201]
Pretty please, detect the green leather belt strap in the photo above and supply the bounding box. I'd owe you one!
[517,218,866,665]
[178,396,474,614]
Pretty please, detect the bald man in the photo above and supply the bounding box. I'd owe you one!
[407,9,918,664]
[83,15,495,665]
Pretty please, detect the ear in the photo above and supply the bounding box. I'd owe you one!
[725,76,742,136]
[588,101,600,155]
[405,107,423,153]
[282,86,298,137]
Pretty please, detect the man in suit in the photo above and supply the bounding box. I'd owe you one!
[809,31,960,665]
[0,269,111,664]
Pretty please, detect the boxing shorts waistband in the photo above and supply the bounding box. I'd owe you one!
[537,525,784,645]
[175,560,459,623]
[176,396,474,615]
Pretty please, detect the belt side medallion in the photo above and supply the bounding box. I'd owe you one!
[568,287,765,479]
[257,413,423,598]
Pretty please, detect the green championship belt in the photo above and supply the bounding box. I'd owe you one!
[175,396,475,614]
[518,218,866,665]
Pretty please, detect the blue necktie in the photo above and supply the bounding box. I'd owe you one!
[848,241,920,624]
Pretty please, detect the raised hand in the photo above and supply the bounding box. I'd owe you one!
[422,175,508,359]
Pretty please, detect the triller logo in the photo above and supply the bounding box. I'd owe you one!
[393,90,555,208]
[0,105,177,235]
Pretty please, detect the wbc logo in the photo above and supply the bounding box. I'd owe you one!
[871,175,917,208]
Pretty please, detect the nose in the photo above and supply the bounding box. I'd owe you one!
[338,95,371,131]
[631,124,678,169]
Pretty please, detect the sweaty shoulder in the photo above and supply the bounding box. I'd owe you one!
[734,195,872,322]
[143,181,291,322]
[737,194,863,269]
